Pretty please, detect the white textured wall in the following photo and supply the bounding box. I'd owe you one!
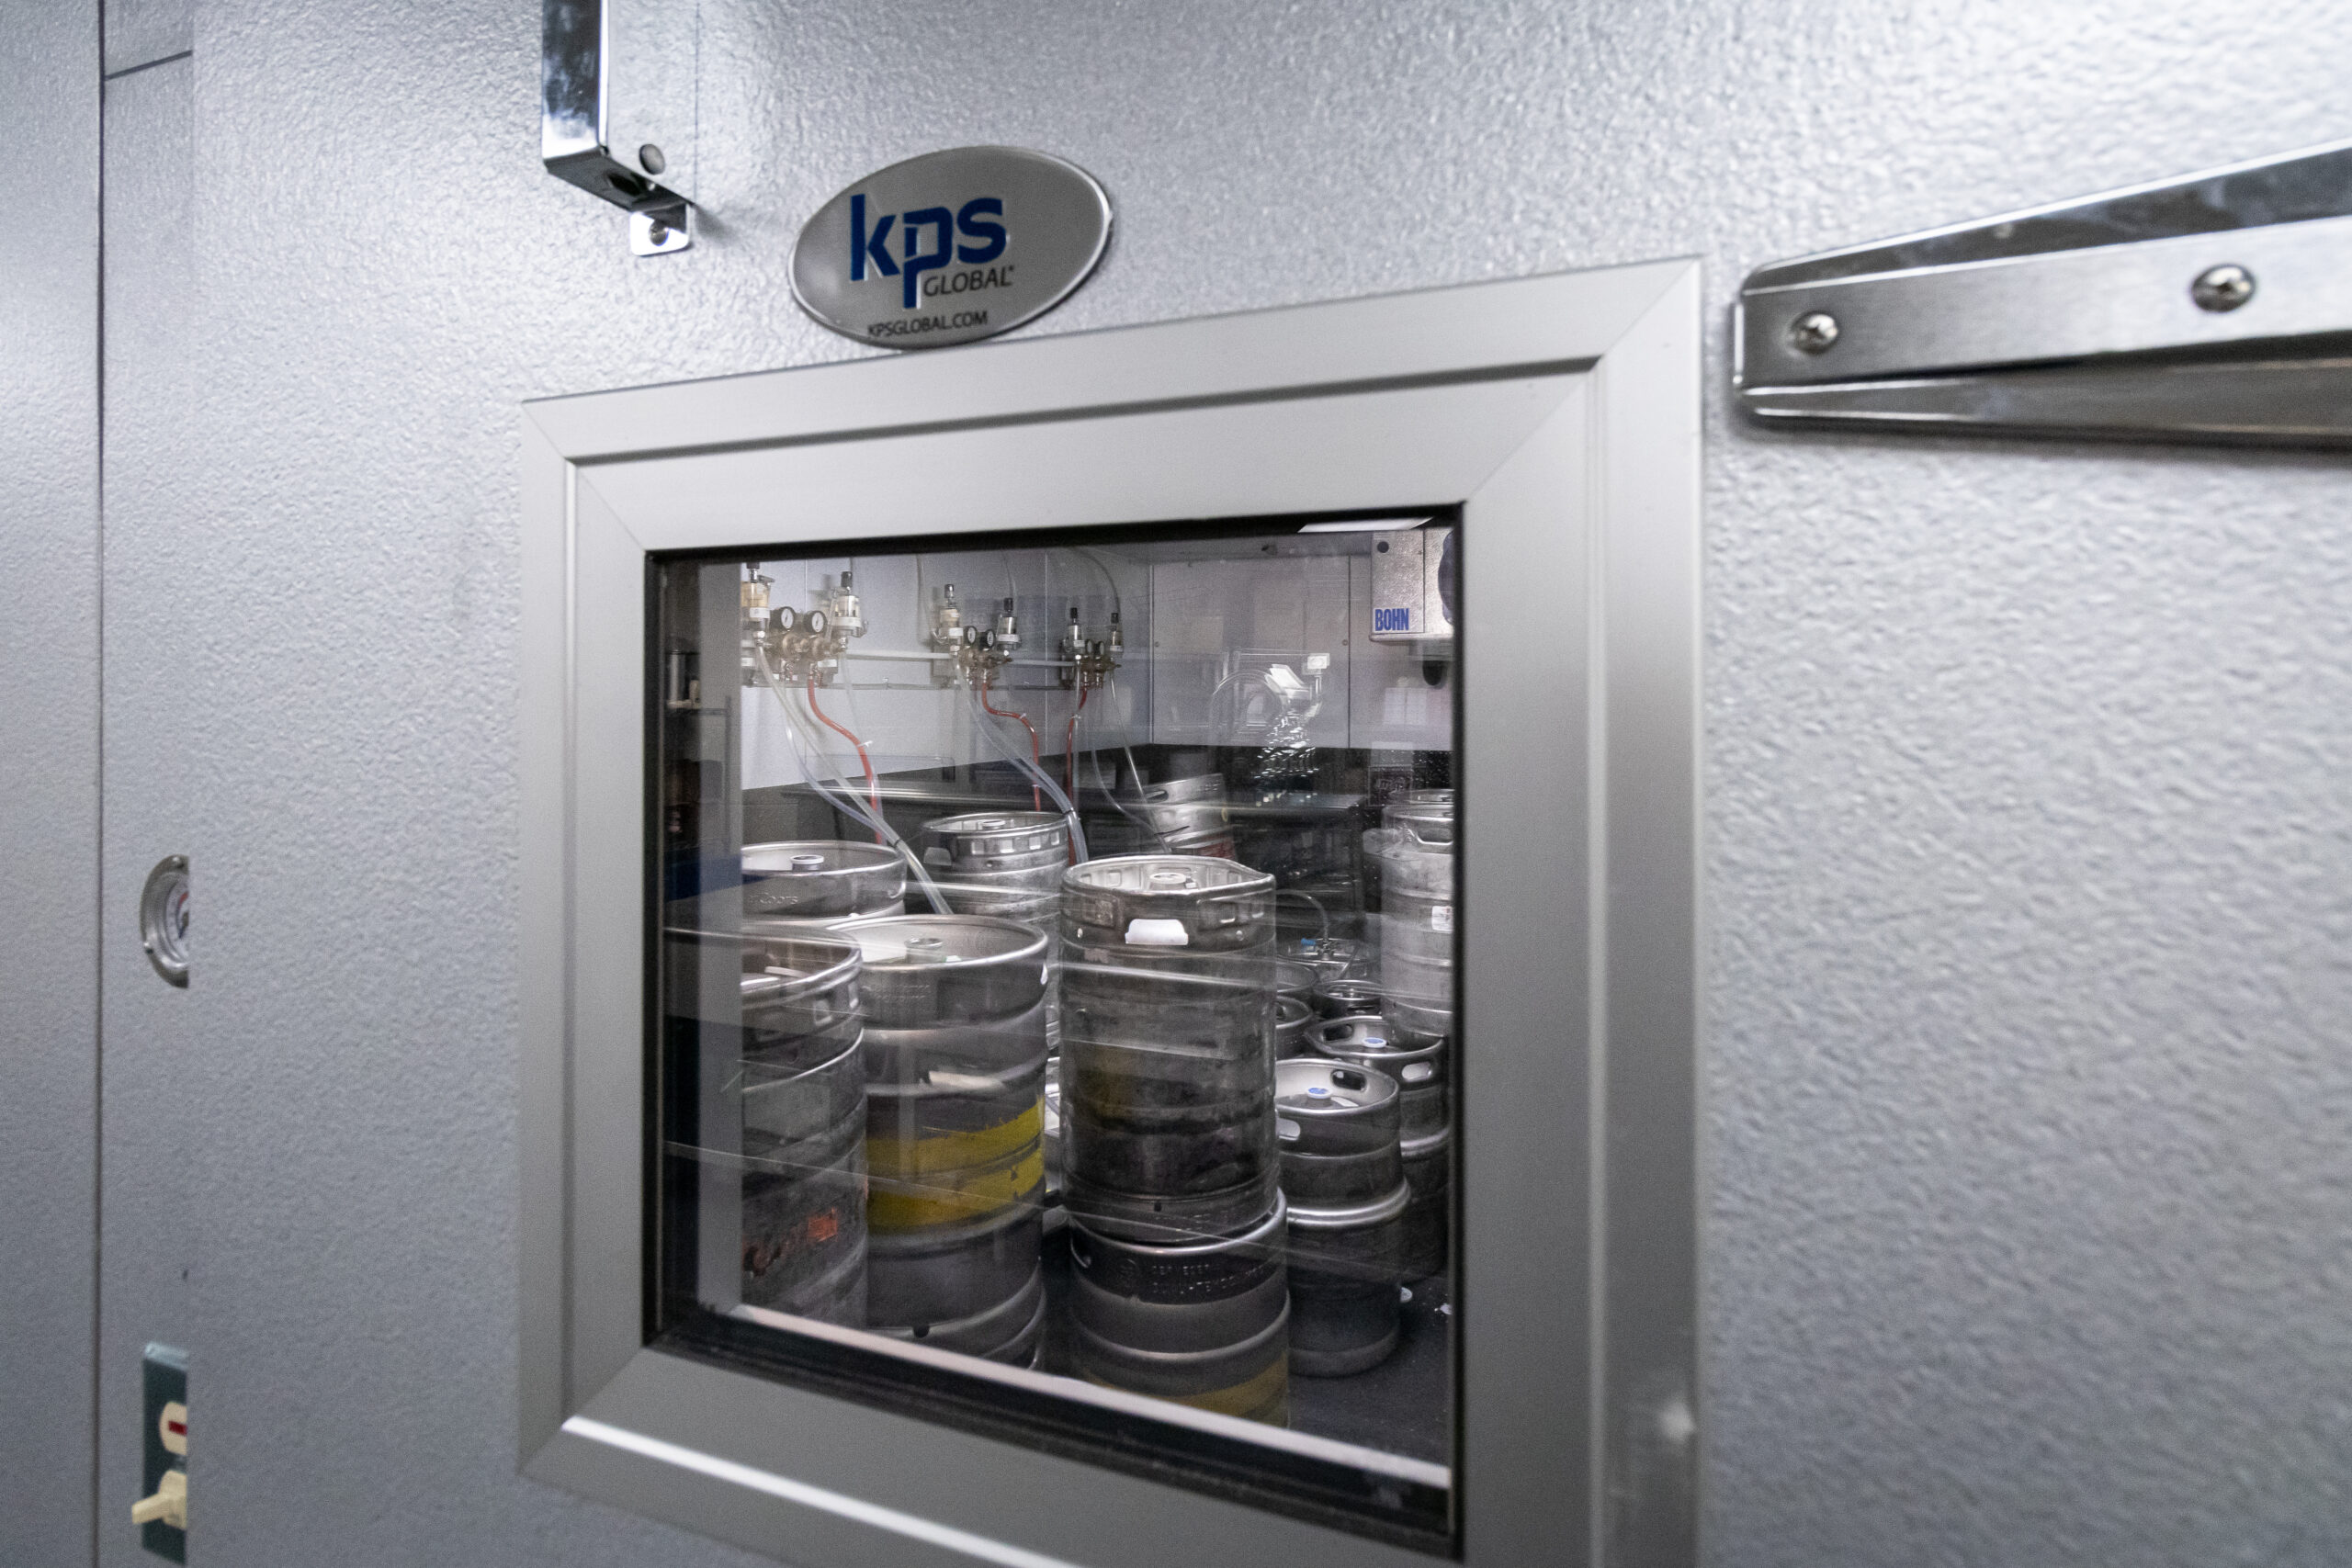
[79,1,2352,1564]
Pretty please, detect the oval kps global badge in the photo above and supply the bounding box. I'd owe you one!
[791,147,1112,351]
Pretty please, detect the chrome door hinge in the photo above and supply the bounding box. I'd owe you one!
[542,0,693,256]
[1736,140,2352,446]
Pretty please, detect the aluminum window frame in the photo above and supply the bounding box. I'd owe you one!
[519,260,1702,1568]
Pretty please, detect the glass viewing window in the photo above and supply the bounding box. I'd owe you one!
[651,515,1462,1549]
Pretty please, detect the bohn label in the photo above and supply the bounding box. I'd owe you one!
[791,146,1113,351]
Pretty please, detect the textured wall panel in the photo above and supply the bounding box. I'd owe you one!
[0,5,99,1564]
[104,0,189,76]
[102,1,2352,1565]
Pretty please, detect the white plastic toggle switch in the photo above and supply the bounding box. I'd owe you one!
[131,1470,187,1530]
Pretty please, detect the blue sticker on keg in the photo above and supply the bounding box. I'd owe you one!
[1366,1035,1385,1046]
[1306,1085,1329,1098]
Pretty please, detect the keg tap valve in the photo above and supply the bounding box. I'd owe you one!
[931,582,964,649]
[740,572,773,687]
[743,585,854,684]
[820,570,865,640]
[1061,605,1122,690]
[951,619,1016,686]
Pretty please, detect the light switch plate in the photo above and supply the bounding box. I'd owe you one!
[141,1344,187,1562]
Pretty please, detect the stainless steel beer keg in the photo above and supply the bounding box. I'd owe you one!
[920,811,1070,918]
[1274,1058,1408,1376]
[725,932,870,1325]
[1366,815,1453,1045]
[742,840,909,919]
[1397,1125,1452,1280]
[1059,855,1280,1240]
[1385,791,1455,834]
[1292,933,1374,985]
[1136,773,1229,843]
[1068,1197,1290,1426]
[1305,1014,1448,1145]
[833,914,1050,1337]
[1273,994,1315,1059]
[1261,959,1317,1059]
[1313,976,1385,1019]
[1040,1064,1066,1235]
[870,1267,1047,1366]
[921,809,1070,872]
[920,810,1067,1053]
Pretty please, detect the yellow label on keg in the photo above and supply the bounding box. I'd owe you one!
[866,1145,1046,1233]
[866,1102,1042,1178]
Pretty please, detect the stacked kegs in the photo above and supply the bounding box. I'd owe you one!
[742,840,908,921]
[1306,1014,1450,1280]
[1060,853,1289,1420]
[1266,959,1317,1060]
[922,809,1072,1220]
[1273,995,1315,1059]
[836,914,1051,1365]
[1069,1196,1291,1424]
[1059,855,1281,1237]
[1275,1058,1408,1374]
[729,931,870,1325]
[1364,798,1453,1045]
[1136,773,1235,859]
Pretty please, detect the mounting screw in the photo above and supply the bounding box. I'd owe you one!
[2190,263,2254,312]
[639,143,667,175]
[645,217,671,246]
[1788,310,1839,355]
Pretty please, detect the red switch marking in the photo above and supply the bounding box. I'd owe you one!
[166,1420,187,1438]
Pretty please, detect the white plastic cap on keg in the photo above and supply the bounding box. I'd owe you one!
[1124,918,1190,946]
[791,853,825,872]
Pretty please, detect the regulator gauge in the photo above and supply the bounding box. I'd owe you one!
[140,854,190,987]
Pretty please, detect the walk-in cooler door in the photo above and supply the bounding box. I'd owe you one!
[519,262,1701,1568]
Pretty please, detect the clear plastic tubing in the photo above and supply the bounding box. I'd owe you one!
[966,686,1091,863]
[753,645,951,913]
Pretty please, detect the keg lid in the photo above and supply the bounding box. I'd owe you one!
[1309,1013,1446,1068]
[1060,853,1275,950]
[1276,1056,1399,1115]
[919,810,1069,867]
[741,840,909,917]
[833,912,1047,969]
[831,912,1049,1024]
[743,840,904,878]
